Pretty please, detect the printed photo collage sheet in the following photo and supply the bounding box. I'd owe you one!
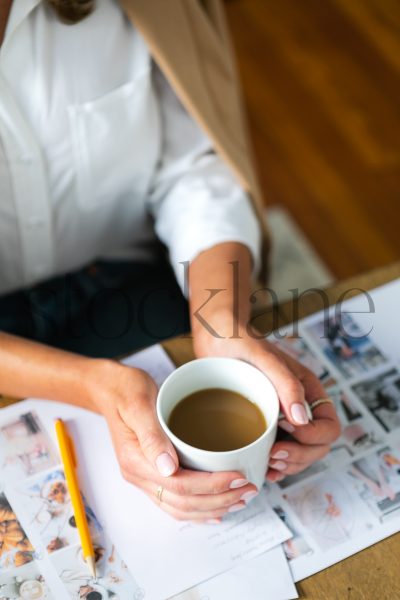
[0,410,145,599]
[268,304,400,582]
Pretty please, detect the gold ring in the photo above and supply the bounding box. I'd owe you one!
[156,485,164,502]
[309,398,335,412]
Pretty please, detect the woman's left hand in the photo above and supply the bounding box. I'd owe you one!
[193,321,341,484]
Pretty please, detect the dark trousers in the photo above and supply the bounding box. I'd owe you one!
[0,260,190,358]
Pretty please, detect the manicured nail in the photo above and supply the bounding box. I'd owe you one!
[240,490,259,503]
[228,503,246,513]
[156,452,176,477]
[207,518,221,524]
[279,419,295,433]
[305,402,313,421]
[291,403,309,425]
[270,460,287,471]
[229,478,248,489]
[271,450,289,460]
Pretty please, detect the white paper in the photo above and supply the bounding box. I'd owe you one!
[171,545,298,600]
[121,343,176,386]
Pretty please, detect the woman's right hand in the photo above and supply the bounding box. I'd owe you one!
[90,360,259,522]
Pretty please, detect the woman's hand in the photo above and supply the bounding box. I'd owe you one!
[193,316,341,484]
[90,360,259,522]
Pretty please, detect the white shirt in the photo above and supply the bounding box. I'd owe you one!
[0,0,261,296]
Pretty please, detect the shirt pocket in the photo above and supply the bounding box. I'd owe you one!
[67,70,159,210]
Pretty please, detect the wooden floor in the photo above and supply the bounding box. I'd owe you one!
[224,0,400,279]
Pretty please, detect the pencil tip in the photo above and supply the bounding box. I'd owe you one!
[85,555,97,580]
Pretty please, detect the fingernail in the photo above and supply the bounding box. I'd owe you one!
[156,452,176,477]
[207,518,221,524]
[291,403,309,425]
[228,503,246,513]
[279,419,295,433]
[271,450,289,460]
[274,473,286,482]
[240,490,258,503]
[270,460,287,471]
[229,478,248,489]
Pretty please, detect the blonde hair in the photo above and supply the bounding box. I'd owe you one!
[47,0,95,24]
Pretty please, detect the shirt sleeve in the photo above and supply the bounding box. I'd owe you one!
[146,65,261,293]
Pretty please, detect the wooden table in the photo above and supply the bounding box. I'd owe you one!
[1,261,400,598]
[163,260,400,600]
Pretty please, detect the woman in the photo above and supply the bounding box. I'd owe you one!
[0,0,340,522]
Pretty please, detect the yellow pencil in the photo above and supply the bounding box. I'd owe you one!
[55,418,96,580]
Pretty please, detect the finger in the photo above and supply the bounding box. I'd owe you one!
[113,424,254,497]
[158,484,258,513]
[265,470,286,483]
[279,402,341,446]
[164,468,255,496]
[196,519,222,525]
[266,344,337,428]
[251,348,310,427]
[142,488,245,521]
[297,364,327,405]
[125,472,258,513]
[269,452,327,475]
[292,363,341,442]
[125,458,252,496]
[267,460,316,477]
[119,390,179,477]
[269,440,331,466]
[312,400,340,426]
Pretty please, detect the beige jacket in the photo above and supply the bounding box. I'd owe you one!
[120,0,270,277]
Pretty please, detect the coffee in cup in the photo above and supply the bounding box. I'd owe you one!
[168,388,267,452]
[157,358,279,488]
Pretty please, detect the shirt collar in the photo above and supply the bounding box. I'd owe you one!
[2,0,41,50]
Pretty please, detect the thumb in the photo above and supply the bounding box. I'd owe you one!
[122,392,179,477]
[252,349,310,427]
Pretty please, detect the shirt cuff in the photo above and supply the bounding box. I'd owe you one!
[153,161,262,294]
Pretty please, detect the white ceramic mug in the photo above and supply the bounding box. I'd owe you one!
[157,357,280,489]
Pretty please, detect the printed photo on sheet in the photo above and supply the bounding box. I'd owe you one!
[0,412,58,479]
[0,560,52,599]
[278,457,330,490]
[306,314,387,378]
[352,369,400,433]
[272,336,336,387]
[0,492,35,571]
[273,505,313,561]
[327,385,383,458]
[17,469,101,554]
[50,534,144,600]
[347,446,400,522]
[282,475,375,551]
